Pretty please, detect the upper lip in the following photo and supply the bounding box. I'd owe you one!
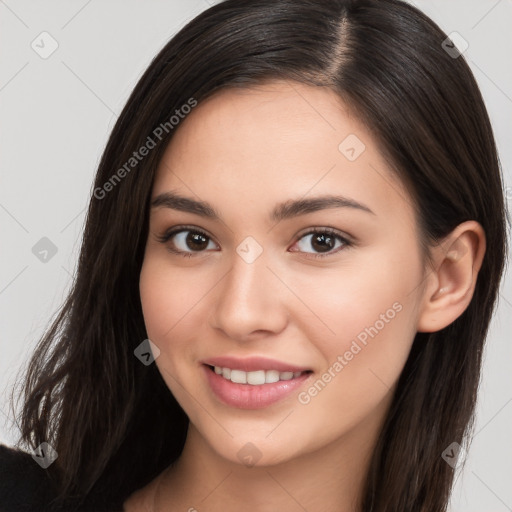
[201,356,312,373]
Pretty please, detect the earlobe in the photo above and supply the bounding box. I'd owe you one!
[417,221,486,333]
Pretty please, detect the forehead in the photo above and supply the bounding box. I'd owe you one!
[158,81,355,175]
[152,81,413,222]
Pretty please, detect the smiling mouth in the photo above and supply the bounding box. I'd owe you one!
[205,364,313,386]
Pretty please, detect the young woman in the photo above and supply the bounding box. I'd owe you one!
[1,0,508,511]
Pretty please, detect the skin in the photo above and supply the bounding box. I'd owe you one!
[126,81,485,512]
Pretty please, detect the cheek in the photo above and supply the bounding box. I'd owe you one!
[139,254,208,340]
[291,244,422,398]
[139,252,226,386]
[139,261,174,340]
[297,309,415,441]
[298,277,420,432]
[139,255,201,393]
[291,280,416,448]
[292,248,420,344]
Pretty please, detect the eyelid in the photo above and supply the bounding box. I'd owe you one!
[156,224,215,242]
[293,226,354,244]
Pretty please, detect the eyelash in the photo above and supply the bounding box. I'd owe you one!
[156,225,353,259]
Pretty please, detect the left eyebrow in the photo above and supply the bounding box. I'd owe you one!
[150,191,375,221]
[271,195,375,222]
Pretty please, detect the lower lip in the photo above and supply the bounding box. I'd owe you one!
[202,365,312,410]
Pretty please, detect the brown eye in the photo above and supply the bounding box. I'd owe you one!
[290,229,351,258]
[157,227,219,257]
[184,231,209,251]
[310,232,336,253]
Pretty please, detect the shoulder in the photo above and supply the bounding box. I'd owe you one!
[0,444,125,512]
[0,443,59,511]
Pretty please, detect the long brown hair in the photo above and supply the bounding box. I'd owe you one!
[10,0,508,510]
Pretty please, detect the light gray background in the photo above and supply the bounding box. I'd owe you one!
[1,1,511,510]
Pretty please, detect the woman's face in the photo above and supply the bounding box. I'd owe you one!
[139,81,428,467]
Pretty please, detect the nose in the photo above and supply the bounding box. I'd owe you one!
[209,250,289,341]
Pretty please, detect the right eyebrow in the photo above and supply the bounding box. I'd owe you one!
[151,192,219,219]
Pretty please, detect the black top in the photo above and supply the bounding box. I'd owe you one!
[0,444,125,512]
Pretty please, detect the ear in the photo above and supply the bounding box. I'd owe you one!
[417,220,486,333]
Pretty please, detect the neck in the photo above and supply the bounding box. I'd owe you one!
[152,396,391,512]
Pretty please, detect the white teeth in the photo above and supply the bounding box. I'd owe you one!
[265,370,280,383]
[247,370,265,385]
[213,366,306,385]
[230,369,247,384]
